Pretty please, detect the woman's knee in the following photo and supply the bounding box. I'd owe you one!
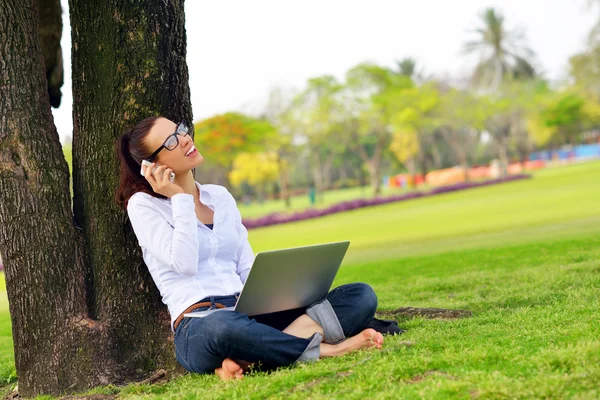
[332,283,378,317]
[355,283,378,317]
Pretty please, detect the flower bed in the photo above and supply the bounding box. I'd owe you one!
[242,174,532,230]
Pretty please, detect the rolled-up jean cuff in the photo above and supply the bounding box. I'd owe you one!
[306,299,346,344]
[296,332,322,363]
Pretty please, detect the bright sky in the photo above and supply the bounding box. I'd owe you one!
[53,0,596,143]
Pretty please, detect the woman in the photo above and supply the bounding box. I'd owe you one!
[115,116,384,380]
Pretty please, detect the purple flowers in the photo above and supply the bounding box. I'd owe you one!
[242,174,532,230]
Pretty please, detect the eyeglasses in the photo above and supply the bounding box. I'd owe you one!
[146,121,190,162]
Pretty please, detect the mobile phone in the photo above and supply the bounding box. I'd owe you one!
[141,160,175,183]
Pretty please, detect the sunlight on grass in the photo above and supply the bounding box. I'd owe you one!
[247,161,600,265]
[0,161,598,399]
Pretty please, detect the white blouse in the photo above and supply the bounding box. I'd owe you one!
[126,181,255,332]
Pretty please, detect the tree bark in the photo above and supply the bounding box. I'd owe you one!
[0,0,113,396]
[70,0,193,386]
[0,0,193,396]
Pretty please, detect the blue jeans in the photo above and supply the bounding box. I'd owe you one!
[173,282,378,373]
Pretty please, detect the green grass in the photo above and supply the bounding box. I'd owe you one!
[248,161,600,266]
[238,183,413,219]
[1,160,599,399]
[0,274,14,388]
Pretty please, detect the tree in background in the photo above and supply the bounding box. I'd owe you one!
[389,82,439,176]
[342,63,413,195]
[262,86,301,208]
[390,127,420,175]
[228,152,280,202]
[289,75,347,201]
[396,57,424,82]
[528,90,599,148]
[463,8,536,90]
[481,81,540,175]
[570,49,600,100]
[569,2,600,101]
[436,87,487,179]
[461,7,539,176]
[193,112,277,185]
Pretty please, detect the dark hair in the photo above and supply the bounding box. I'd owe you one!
[115,116,168,209]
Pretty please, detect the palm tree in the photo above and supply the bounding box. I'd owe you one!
[463,8,536,90]
[396,57,416,78]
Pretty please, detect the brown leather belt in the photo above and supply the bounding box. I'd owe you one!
[173,301,226,331]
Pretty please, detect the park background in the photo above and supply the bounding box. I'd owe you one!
[1,0,600,398]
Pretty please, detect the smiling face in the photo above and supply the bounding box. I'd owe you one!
[144,117,204,174]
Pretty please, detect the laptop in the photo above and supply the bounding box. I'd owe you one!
[183,240,350,318]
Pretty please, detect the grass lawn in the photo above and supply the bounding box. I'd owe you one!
[250,161,600,266]
[237,184,412,219]
[0,160,598,399]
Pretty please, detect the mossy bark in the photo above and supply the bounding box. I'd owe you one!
[0,0,193,396]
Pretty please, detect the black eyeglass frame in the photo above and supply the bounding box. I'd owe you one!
[146,121,190,162]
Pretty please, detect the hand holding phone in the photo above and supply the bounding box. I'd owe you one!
[140,161,183,198]
[141,160,175,182]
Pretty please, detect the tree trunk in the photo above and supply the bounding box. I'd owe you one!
[498,140,509,176]
[351,133,385,197]
[312,153,324,203]
[406,158,416,176]
[0,0,192,396]
[277,156,292,208]
[366,160,383,196]
[339,160,348,182]
[70,0,193,385]
[321,151,336,191]
[439,127,469,181]
[1,0,113,396]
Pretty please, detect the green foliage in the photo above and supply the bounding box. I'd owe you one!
[228,152,280,188]
[527,89,600,146]
[193,113,278,168]
[569,47,600,100]
[388,83,440,166]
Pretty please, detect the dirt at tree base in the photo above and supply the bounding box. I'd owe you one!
[2,369,172,400]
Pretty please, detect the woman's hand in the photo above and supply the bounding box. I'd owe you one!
[142,163,184,198]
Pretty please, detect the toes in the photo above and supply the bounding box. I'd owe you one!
[216,359,245,380]
[223,358,241,372]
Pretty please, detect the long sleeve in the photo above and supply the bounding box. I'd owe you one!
[235,219,255,284]
[228,193,254,284]
[127,193,199,276]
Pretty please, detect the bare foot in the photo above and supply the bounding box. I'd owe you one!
[215,358,244,380]
[320,328,384,357]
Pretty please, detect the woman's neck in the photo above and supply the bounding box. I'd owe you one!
[175,171,199,199]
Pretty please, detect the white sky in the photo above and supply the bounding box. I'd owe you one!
[53,0,596,143]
